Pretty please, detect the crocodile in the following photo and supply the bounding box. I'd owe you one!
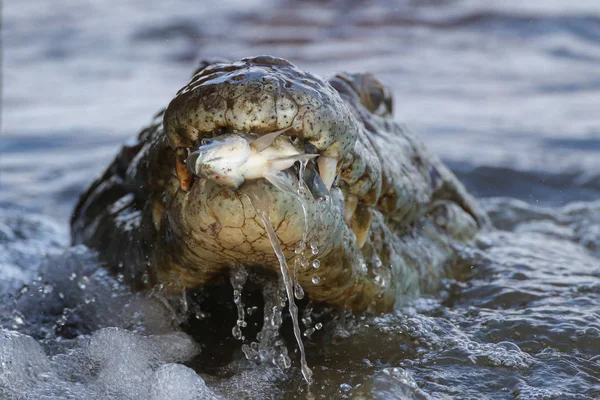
[71,55,489,313]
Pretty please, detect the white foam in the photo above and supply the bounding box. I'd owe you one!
[150,364,220,400]
[0,327,212,400]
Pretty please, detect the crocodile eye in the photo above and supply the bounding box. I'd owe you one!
[360,74,393,117]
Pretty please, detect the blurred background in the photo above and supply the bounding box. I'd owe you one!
[2,0,600,220]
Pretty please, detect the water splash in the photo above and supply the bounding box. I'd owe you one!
[241,283,291,369]
[230,267,248,341]
[247,187,313,384]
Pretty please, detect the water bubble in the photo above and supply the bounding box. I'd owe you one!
[315,322,323,330]
[496,341,521,352]
[312,276,321,285]
[312,260,320,269]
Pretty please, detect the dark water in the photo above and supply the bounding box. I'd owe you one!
[1,0,599,399]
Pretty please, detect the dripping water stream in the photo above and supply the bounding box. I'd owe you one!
[246,185,313,385]
[265,169,314,300]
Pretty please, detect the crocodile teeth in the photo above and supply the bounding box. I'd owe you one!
[175,148,193,191]
[351,205,372,249]
[344,194,358,224]
[317,156,338,191]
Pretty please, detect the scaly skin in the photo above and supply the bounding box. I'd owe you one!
[71,56,490,312]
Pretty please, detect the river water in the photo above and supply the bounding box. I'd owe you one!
[1,0,599,399]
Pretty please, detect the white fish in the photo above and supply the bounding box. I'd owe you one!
[186,128,318,189]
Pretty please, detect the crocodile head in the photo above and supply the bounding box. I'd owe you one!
[72,56,488,312]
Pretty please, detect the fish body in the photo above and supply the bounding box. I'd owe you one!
[186,133,316,188]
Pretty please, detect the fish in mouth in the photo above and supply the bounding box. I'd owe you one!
[182,128,320,191]
[71,55,490,316]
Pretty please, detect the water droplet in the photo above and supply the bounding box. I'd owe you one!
[232,325,244,340]
[274,353,291,370]
[194,311,207,320]
[271,306,282,327]
[294,241,306,254]
[294,283,305,300]
[340,383,352,392]
[242,343,259,361]
[312,276,321,285]
[299,256,310,269]
[230,267,248,341]
[312,260,320,269]
[310,241,319,255]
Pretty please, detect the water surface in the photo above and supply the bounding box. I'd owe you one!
[1,0,599,398]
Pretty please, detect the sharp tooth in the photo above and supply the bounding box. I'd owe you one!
[351,205,372,249]
[317,156,338,190]
[175,148,193,191]
[344,194,358,224]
